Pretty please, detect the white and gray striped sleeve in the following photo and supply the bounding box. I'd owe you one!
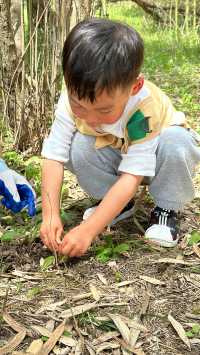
[41,93,76,163]
[118,136,159,177]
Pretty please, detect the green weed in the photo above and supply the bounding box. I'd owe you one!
[0,230,20,242]
[26,286,41,299]
[41,336,49,342]
[2,151,24,170]
[187,231,200,246]
[186,324,200,338]
[109,3,200,130]
[78,312,117,332]
[24,157,41,195]
[94,235,129,263]
[40,255,55,271]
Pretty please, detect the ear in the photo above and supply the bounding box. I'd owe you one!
[130,75,144,95]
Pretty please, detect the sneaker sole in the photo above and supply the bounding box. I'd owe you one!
[145,237,179,248]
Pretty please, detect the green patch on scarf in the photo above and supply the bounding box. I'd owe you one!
[127,110,150,141]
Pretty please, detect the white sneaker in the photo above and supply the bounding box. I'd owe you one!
[83,201,134,226]
[145,207,180,247]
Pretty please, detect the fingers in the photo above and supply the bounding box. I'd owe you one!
[69,247,84,258]
[40,223,63,253]
[59,236,85,258]
[56,228,63,245]
[59,237,74,256]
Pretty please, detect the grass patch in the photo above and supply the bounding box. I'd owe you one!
[109,2,200,129]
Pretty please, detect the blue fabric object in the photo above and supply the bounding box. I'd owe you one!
[0,180,36,216]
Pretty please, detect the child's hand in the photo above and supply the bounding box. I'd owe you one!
[58,224,96,257]
[40,215,64,252]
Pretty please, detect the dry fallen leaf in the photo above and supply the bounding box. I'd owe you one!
[116,315,147,332]
[74,339,83,355]
[113,349,121,355]
[92,331,120,345]
[129,323,140,349]
[115,280,135,288]
[108,314,130,343]
[45,319,55,332]
[3,312,32,337]
[60,302,97,319]
[139,275,165,286]
[52,345,70,355]
[155,258,200,266]
[89,284,101,301]
[97,273,108,285]
[36,298,68,314]
[168,313,191,349]
[85,343,96,355]
[27,339,43,354]
[95,341,120,354]
[193,244,200,259]
[0,330,26,355]
[40,320,66,355]
[31,325,76,347]
[72,292,92,301]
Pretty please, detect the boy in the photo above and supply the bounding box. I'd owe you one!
[40,18,200,257]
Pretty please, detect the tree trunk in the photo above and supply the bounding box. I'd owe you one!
[0,0,18,131]
[70,0,94,29]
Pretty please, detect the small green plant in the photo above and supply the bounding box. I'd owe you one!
[0,230,19,242]
[2,151,23,170]
[186,324,200,338]
[188,231,200,246]
[94,235,130,263]
[60,209,76,225]
[78,312,117,332]
[41,336,49,342]
[27,287,41,299]
[24,157,41,195]
[63,330,72,337]
[115,271,122,283]
[40,256,55,271]
[97,319,118,332]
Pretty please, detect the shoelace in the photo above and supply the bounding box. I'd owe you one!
[155,208,171,226]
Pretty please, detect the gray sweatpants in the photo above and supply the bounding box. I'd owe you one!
[65,126,200,211]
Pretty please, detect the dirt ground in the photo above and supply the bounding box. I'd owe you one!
[0,171,200,355]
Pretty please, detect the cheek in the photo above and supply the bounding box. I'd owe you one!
[71,106,86,118]
[102,108,124,124]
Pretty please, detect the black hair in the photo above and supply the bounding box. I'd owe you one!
[62,18,144,102]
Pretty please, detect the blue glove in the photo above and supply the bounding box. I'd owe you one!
[0,159,36,216]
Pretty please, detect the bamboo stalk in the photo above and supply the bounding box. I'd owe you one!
[184,0,189,33]
[175,0,178,37]
[193,0,196,29]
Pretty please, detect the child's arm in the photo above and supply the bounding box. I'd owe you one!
[59,172,143,257]
[40,159,64,251]
[40,92,76,251]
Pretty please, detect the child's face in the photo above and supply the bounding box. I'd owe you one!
[68,86,133,128]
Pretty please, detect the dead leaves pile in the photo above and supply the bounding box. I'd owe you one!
[1,256,200,354]
[0,305,148,355]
